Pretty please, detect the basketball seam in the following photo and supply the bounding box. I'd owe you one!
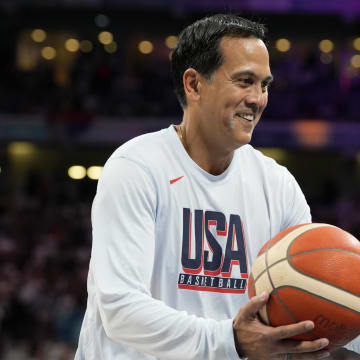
[269,285,360,347]
[263,226,320,342]
[290,248,360,258]
[287,245,360,300]
[272,285,360,315]
[253,247,360,281]
[261,225,319,327]
[289,248,360,297]
[254,224,330,284]
[254,255,360,300]
[269,288,319,341]
[265,239,275,292]
[262,224,330,253]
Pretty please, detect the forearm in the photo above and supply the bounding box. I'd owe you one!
[96,285,238,359]
[92,158,239,359]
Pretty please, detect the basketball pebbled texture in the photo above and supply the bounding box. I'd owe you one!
[248,223,360,350]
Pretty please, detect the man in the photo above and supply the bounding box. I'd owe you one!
[75,14,359,359]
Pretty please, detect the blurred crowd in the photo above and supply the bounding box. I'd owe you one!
[0,173,94,360]
[1,39,360,122]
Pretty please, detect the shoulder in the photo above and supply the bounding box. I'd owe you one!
[98,126,174,191]
[102,126,176,176]
[110,127,171,164]
[237,144,289,179]
[237,146,311,228]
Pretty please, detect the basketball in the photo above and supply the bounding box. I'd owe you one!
[248,223,360,350]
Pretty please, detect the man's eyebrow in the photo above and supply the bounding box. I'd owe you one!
[231,71,274,83]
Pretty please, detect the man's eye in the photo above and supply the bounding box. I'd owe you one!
[237,78,252,85]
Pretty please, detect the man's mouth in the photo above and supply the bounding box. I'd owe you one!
[235,113,255,122]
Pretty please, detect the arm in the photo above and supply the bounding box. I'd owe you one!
[91,157,238,360]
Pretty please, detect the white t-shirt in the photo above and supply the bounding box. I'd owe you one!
[75,125,358,359]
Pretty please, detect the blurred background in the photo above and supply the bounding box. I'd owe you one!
[0,0,360,359]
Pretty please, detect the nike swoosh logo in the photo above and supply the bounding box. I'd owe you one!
[170,176,184,185]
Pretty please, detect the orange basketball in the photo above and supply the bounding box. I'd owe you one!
[248,223,360,351]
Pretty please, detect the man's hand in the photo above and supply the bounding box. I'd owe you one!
[233,292,330,360]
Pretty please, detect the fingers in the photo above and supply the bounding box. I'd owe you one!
[248,350,330,360]
[235,296,332,360]
[280,338,330,354]
[290,350,331,360]
[271,321,315,340]
[241,291,269,320]
[270,322,330,358]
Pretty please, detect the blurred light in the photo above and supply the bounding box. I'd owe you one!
[275,38,291,52]
[80,40,93,53]
[31,29,47,43]
[104,41,117,54]
[320,52,333,64]
[353,37,360,51]
[350,55,360,68]
[95,14,110,28]
[165,35,178,49]
[65,38,80,52]
[87,166,103,180]
[17,42,37,71]
[8,142,36,156]
[98,31,113,45]
[293,120,331,147]
[319,39,334,53]
[258,148,287,164]
[41,46,56,60]
[138,40,153,54]
[68,165,86,180]
[347,65,359,77]
[54,67,69,86]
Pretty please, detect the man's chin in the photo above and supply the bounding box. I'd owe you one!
[235,132,253,147]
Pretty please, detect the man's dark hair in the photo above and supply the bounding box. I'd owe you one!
[171,14,267,108]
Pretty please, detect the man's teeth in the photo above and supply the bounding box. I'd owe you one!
[237,113,255,121]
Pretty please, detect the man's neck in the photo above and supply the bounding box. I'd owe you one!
[177,114,235,176]
[187,142,234,176]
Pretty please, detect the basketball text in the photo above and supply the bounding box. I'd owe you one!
[178,208,248,293]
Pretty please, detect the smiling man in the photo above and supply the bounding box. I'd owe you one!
[75,14,359,360]
[176,34,272,175]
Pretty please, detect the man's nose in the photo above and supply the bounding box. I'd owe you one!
[244,85,263,112]
[244,84,263,106]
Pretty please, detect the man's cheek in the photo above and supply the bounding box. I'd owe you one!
[260,94,268,109]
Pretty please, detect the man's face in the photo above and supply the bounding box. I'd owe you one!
[198,36,272,150]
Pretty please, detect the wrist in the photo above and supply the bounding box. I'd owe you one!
[233,321,246,359]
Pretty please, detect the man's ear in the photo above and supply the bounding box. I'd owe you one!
[183,68,202,104]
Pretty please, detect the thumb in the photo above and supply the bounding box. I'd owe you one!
[243,291,269,320]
